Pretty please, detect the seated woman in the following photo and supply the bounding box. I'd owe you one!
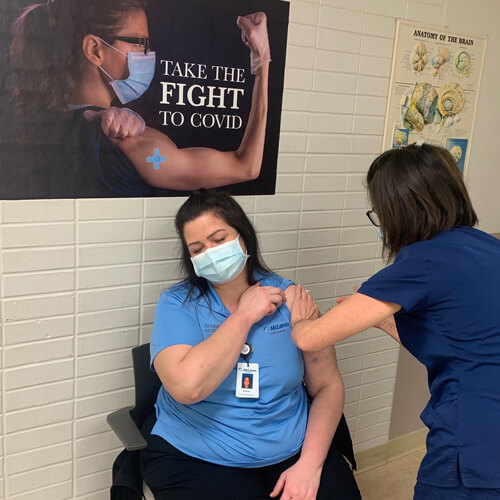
[142,190,361,500]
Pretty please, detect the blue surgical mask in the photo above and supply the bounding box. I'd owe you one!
[98,38,156,104]
[377,227,384,241]
[191,235,249,284]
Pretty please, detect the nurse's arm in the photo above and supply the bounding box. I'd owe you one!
[111,64,269,190]
[336,289,400,343]
[292,290,401,352]
[376,314,400,342]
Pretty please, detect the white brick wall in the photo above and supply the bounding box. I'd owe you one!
[2,0,499,497]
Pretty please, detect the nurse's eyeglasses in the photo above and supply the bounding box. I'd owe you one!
[106,36,151,55]
[366,210,380,227]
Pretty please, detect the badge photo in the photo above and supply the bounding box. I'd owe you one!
[235,362,259,398]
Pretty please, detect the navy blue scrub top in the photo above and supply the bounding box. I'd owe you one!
[0,106,170,199]
[79,107,171,198]
[359,226,500,488]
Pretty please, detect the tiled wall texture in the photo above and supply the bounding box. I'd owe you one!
[1,0,499,498]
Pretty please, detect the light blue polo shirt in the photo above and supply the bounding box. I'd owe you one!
[150,270,308,467]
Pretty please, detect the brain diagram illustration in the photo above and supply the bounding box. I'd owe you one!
[405,40,472,133]
[401,80,465,132]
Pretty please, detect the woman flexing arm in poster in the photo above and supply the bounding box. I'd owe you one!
[101,13,270,191]
[10,0,270,197]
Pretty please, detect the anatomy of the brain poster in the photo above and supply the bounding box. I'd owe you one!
[383,19,487,176]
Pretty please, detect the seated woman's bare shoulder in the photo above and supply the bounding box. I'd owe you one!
[283,284,297,311]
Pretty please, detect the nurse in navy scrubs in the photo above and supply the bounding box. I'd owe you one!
[143,190,361,500]
[292,143,500,499]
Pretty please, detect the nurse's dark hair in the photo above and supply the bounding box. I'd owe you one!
[10,0,148,137]
[367,143,478,261]
[175,190,271,300]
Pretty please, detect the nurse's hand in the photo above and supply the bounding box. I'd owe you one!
[269,458,321,500]
[235,282,285,325]
[291,285,319,328]
[84,107,146,139]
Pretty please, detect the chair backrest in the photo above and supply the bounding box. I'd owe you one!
[130,343,162,429]
[332,414,357,470]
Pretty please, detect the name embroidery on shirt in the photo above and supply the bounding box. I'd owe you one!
[265,322,290,335]
[204,323,219,334]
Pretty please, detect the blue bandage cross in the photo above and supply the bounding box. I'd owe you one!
[146,148,166,170]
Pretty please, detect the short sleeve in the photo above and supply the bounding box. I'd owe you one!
[81,108,169,197]
[95,129,153,197]
[358,244,430,312]
[258,271,294,290]
[150,290,204,368]
[279,276,294,290]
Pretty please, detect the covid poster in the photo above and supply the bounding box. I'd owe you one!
[383,20,487,176]
[0,0,289,199]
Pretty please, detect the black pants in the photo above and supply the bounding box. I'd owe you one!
[140,414,361,500]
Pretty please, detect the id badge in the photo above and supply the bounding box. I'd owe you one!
[235,362,259,398]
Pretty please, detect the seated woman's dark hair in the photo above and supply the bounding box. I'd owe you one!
[367,143,478,261]
[175,189,270,299]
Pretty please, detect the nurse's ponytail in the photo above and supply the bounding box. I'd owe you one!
[10,0,148,139]
[10,2,75,137]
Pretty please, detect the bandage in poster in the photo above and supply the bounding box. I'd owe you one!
[0,0,289,199]
[383,20,487,176]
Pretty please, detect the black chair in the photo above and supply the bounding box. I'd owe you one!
[108,343,357,498]
[108,343,161,451]
[108,344,160,500]
[306,391,357,471]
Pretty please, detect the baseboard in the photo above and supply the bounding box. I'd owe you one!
[354,428,427,474]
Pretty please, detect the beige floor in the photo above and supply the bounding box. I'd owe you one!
[355,448,426,500]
